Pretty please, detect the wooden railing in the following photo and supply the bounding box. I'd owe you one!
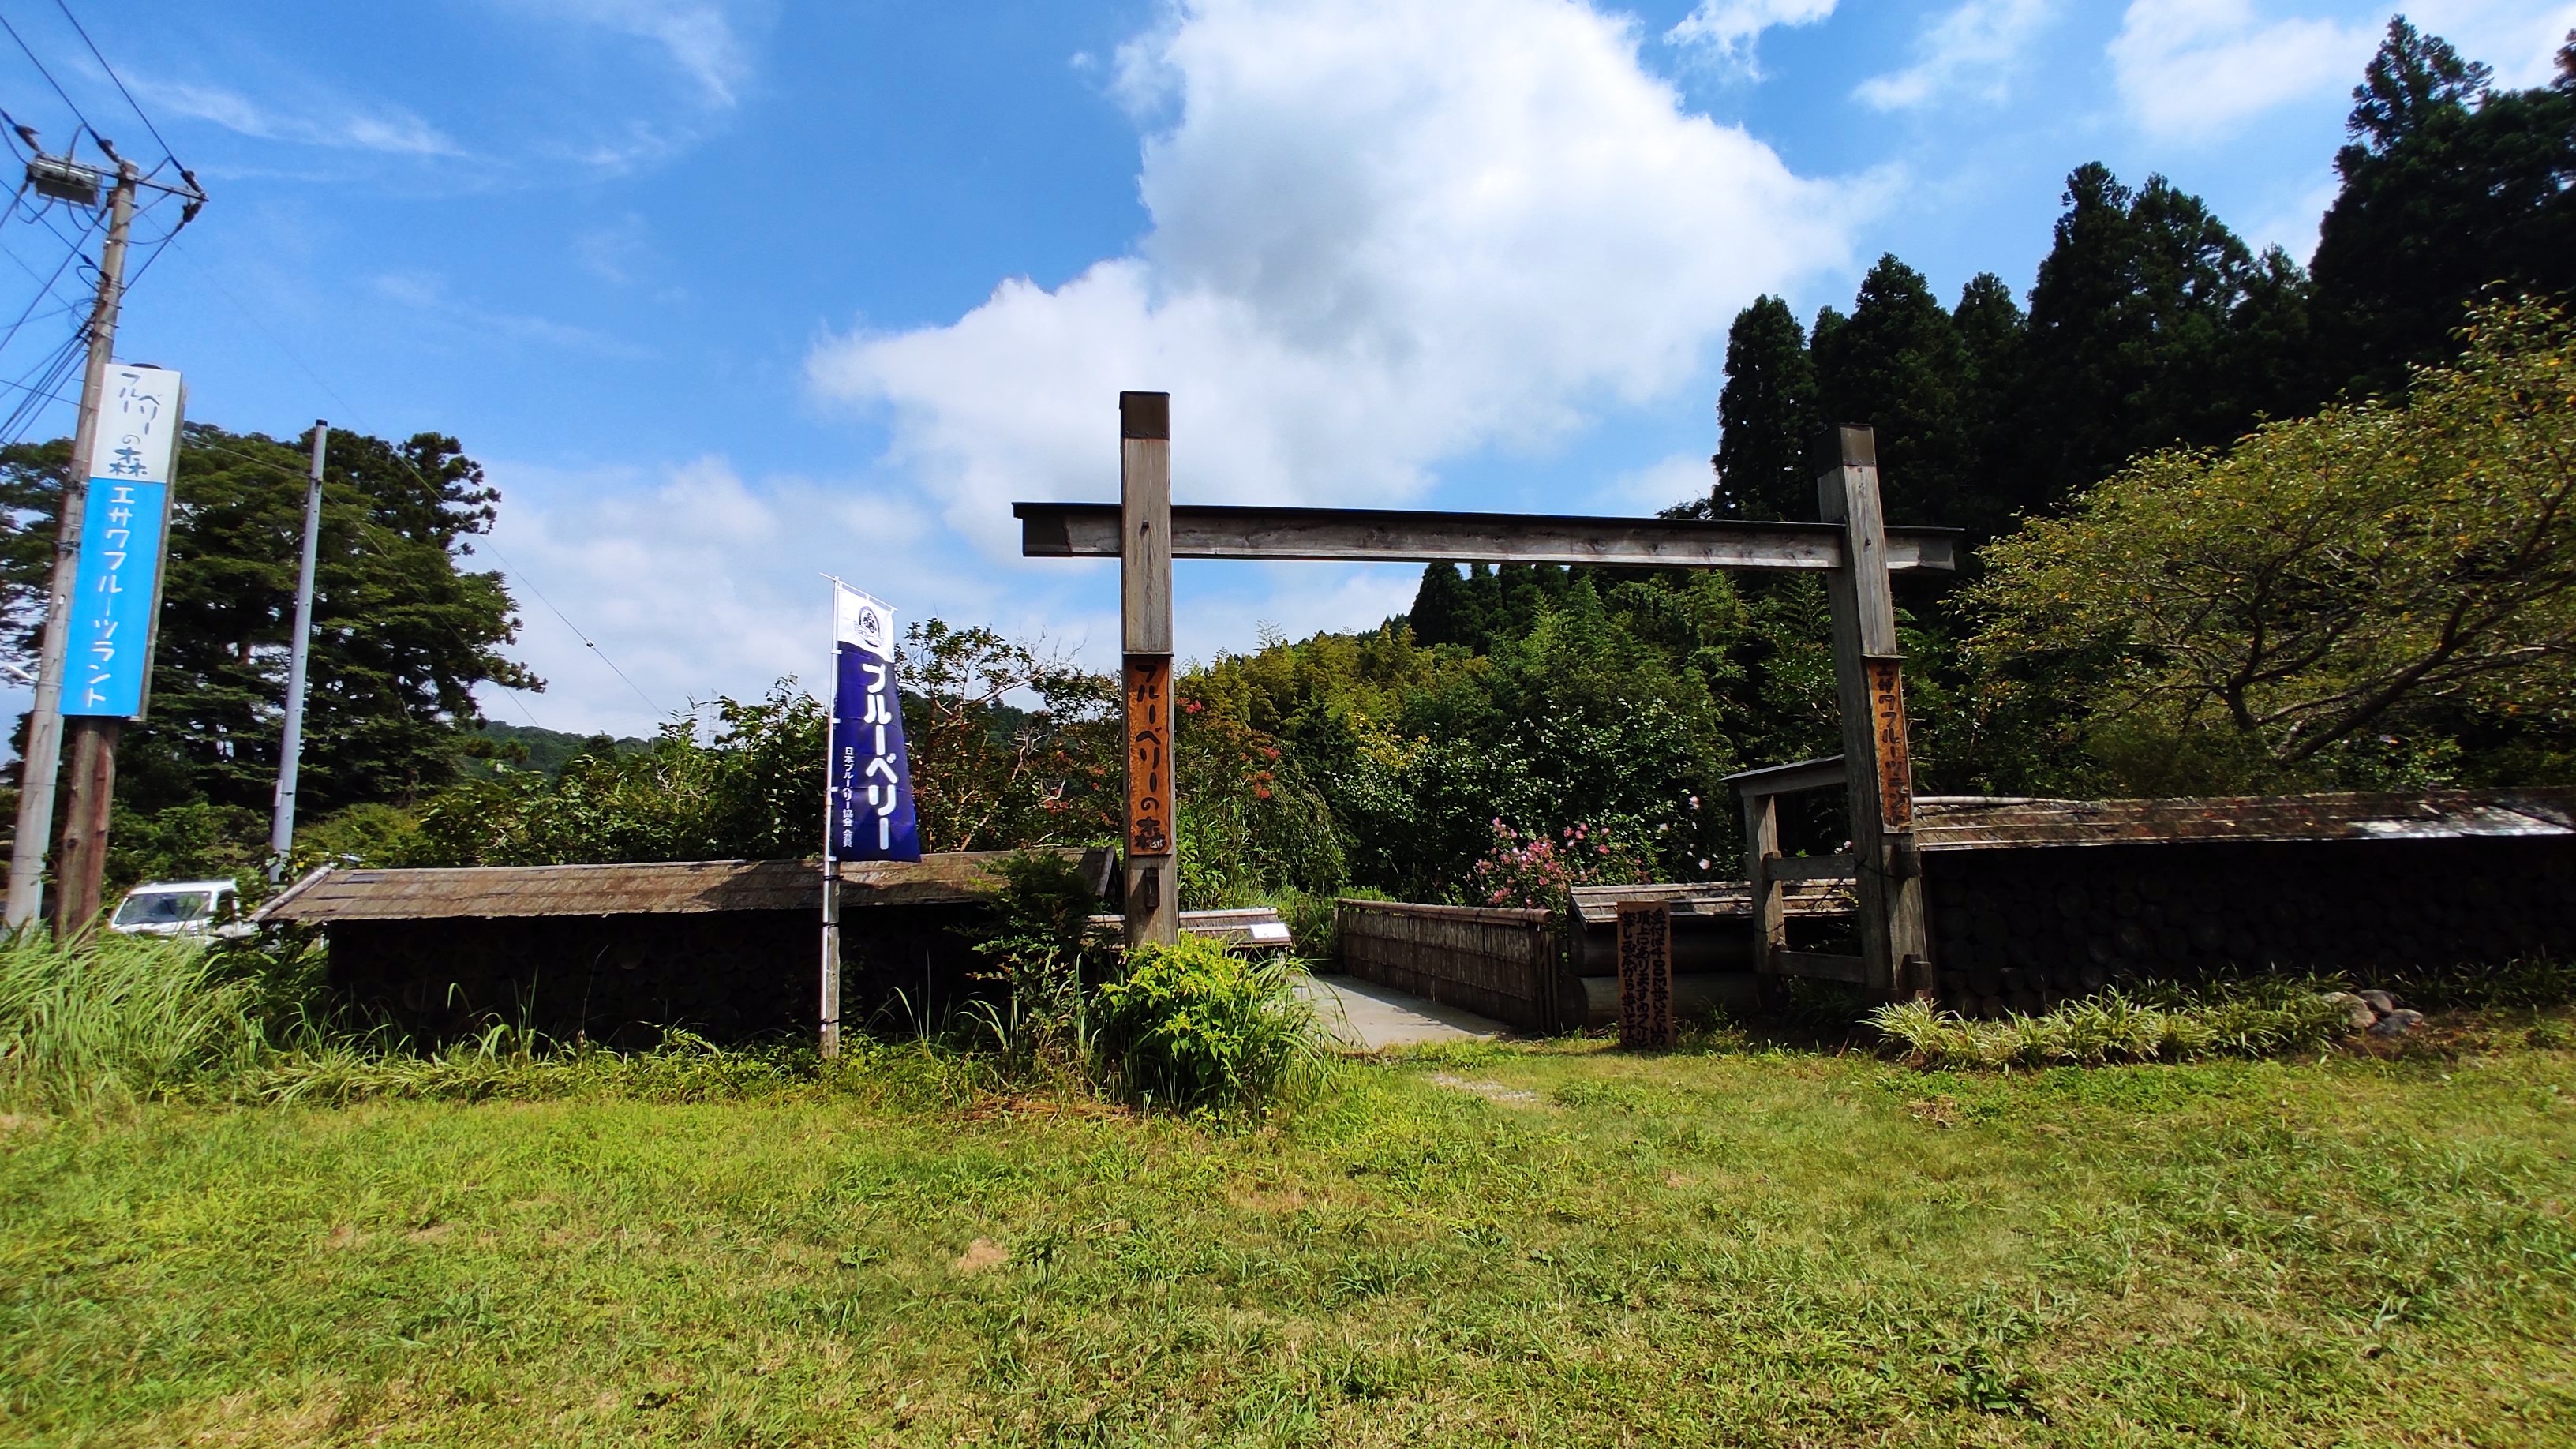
[1335,899,1570,1034]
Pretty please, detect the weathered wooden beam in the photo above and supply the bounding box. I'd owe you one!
[1724,754,1848,798]
[1818,426,1933,1001]
[1120,393,1178,949]
[1014,503,1960,572]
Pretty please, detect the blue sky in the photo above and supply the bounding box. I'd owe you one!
[2,0,2570,739]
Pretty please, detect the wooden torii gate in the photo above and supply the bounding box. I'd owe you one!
[1015,391,1958,1000]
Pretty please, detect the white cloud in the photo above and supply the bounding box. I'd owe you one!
[522,0,755,107]
[2110,0,2378,140]
[1608,451,1720,514]
[809,0,1865,558]
[372,272,657,361]
[1855,0,2057,110]
[2408,1,2576,89]
[1665,0,1838,75]
[478,458,950,736]
[134,77,460,156]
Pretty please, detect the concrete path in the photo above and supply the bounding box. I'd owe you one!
[1298,974,1507,1051]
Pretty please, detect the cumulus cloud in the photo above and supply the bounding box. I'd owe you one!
[1665,0,1839,74]
[810,0,1865,556]
[1855,0,2057,110]
[477,457,953,736]
[2110,0,2379,140]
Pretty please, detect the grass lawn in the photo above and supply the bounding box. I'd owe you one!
[5,1032,2574,1447]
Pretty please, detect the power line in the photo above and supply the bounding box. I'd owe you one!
[163,233,665,720]
[0,10,96,149]
[178,432,557,732]
[49,1,178,170]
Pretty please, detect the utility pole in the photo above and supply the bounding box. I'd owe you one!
[7,158,137,934]
[268,422,328,881]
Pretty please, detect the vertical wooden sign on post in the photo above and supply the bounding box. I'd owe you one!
[1120,391,1179,948]
[1817,425,1933,1000]
[1616,900,1674,1049]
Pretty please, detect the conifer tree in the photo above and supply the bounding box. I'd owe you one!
[1810,255,1973,528]
[1711,296,1819,520]
[2311,19,2575,399]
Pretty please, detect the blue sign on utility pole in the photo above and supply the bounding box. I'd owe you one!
[64,365,182,719]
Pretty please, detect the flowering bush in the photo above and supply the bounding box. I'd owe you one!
[1468,819,1652,912]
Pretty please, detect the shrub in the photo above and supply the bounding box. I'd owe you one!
[964,850,1117,1072]
[1091,934,1324,1115]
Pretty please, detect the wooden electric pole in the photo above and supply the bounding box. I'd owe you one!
[6,158,137,934]
[268,421,328,881]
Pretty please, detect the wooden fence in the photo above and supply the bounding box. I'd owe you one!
[1336,899,1572,1034]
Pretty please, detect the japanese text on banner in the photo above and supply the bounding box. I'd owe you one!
[826,583,921,863]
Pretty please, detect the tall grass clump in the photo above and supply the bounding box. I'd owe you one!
[0,930,268,1110]
[1873,986,2356,1070]
[1091,934,1325,1116]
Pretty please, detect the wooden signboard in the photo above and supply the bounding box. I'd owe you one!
[1865,656,1912,830]
[1616,900,1674,1049]
[1125,655,1173,856]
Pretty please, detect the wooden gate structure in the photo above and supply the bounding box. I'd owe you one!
[1015,391,1959,1000]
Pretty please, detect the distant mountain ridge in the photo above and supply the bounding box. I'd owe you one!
[466,721,650,777]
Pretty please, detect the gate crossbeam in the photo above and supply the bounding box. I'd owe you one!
[1018,392,1945,1004]
[1013,501,1960,574]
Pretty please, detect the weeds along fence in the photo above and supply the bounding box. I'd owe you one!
[1335,900,1576,1033]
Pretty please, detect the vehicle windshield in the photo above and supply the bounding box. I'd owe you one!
[113,890,217,927]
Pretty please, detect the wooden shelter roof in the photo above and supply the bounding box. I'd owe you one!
[1910,790,2576,852]
[254,848,1116,925]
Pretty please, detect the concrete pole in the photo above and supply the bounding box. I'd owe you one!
[9,160,137,933]
[268,421,328,880]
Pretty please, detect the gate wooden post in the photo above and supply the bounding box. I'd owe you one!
[1120,391,1180,948]
[1817,426,1934,1001]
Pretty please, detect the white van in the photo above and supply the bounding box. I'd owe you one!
[108,880,250,938]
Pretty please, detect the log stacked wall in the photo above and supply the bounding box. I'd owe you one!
[328,903,994,1047]
[1337,900,1570,1033]
[1924,836,2576,1018]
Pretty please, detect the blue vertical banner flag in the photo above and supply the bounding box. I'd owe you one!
[826,582,921,863]
[66,366,184,719]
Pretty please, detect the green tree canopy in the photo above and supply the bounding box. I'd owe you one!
[1,423,537,823]
[1710,294,1818,522]
[2311,19,2576,399]
[1967,300,2576,794]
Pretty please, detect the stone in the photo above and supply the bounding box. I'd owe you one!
[2361,990,2400,1016]
[2368,1009,2425,1038]
[2320,991,2376,1031]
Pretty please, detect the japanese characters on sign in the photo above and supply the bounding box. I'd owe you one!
[1616,900,1674,1050]
[1124,655,1172,856]
[1865,656,1913,830]
[65,367,182,719]
[826,582,920,863]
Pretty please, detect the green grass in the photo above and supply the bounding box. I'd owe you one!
[7,1030,2576,1446]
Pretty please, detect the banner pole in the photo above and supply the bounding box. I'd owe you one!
[820,575,842,1061]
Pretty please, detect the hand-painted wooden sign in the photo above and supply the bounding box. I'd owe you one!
[1125,654,1174,856]
[1616,900,1674,1049]
[1866,656,1912,830]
